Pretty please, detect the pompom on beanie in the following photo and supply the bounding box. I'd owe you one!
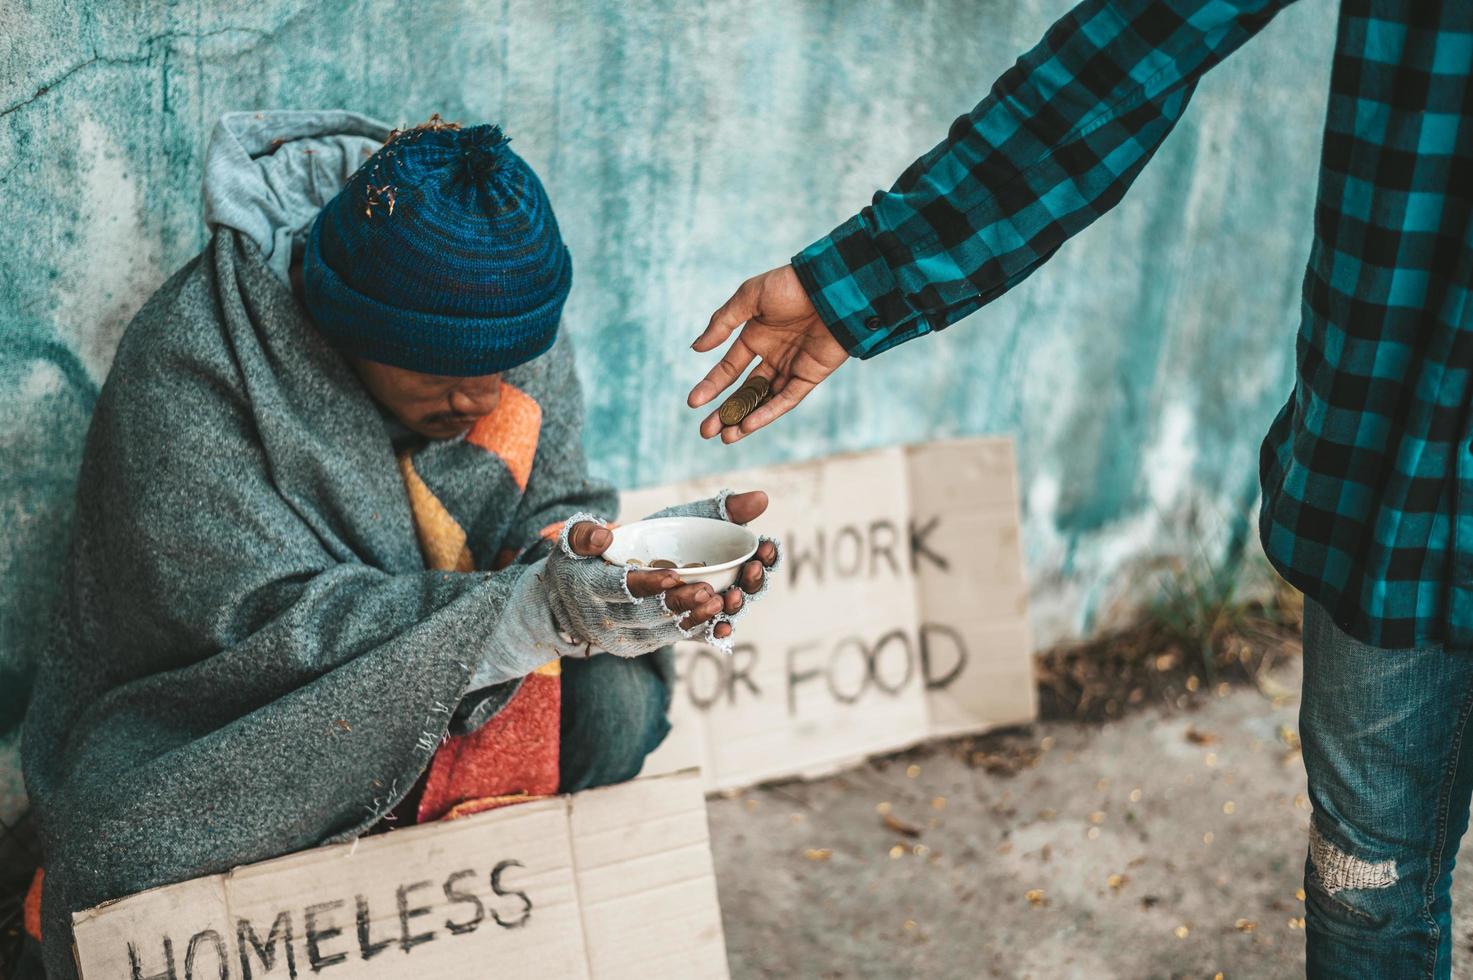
[303,118,571,376]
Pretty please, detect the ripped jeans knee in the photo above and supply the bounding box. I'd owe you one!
[1305,816,1405,926]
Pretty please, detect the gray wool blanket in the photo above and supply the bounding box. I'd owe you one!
[20,224,623,977]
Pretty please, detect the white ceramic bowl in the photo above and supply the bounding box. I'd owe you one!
[605,517,759,592]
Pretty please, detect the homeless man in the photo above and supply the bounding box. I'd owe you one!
[19,110,780,977]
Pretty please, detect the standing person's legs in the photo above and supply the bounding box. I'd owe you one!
[557,651,672,793]
[1300,599,1473,978]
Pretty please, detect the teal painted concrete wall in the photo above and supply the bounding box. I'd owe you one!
[0,0,1335,818]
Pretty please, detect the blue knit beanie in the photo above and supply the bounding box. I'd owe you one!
[302,120,571,376]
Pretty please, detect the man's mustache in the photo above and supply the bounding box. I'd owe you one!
[422,412,479,428]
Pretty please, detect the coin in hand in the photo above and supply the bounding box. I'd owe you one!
[717,374,772,426]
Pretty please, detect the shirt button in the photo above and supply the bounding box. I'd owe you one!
[865,316,882,331]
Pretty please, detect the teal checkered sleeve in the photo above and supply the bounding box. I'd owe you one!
[793,0,1473,648]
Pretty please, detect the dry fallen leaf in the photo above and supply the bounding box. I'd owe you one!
[1025,889,1047,907]
[883,813,923,838]
[1236,918,1256,932]
[1107,873,1128,891]
[804,848,832,861]
[1185,727,1219,746]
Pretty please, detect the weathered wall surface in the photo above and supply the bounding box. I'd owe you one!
[0,0,1335,818]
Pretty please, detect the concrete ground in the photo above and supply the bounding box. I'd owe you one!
[708,655,1473,980]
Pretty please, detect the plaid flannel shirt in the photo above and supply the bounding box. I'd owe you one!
[792,0,1472,648]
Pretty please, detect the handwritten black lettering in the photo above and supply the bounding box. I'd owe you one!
[826,637,870,704]
[786,642,823,716]
[304,899,348,971]
[869,629,915,695]
[685,646,725,710]
[396,881,437,951]
[832,525,864,578]
[726,643,761,703]
[920,622,968,690]
[353,895,392,960]
[238,912,296,980]
[909,516,949,573]
[184,929,228,980]
[118,858,543,974]
[129,937,177,980]
[442,869,485,936]
[489,860,532,928]
[787,528,824,588]
[869,520,901,577]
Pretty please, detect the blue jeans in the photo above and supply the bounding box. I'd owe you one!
[557,650,672,793]
[1301,599,1473,978]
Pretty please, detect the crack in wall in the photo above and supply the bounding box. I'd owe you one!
[0,25,281,120]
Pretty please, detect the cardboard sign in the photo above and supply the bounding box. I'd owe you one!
[71,770,727,980]
[630,437,1036,789]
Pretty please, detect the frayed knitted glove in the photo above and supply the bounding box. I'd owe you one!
[542,513,699,657]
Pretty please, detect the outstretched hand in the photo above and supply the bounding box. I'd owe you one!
[688,265,849,444]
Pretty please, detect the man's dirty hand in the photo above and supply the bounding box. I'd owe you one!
[688,265,849,444]
[567,520,686,603]
[711,490,780,638]
[564,515,762,636]
[565,490,781,642]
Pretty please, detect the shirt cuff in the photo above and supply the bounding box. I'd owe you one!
[791,214,930,360]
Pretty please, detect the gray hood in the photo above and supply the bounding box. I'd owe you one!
[202,109,392,284]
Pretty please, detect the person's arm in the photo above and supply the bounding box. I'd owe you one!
[691,0,1298,439]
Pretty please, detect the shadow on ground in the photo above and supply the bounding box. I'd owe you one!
[709,654,1473,979]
